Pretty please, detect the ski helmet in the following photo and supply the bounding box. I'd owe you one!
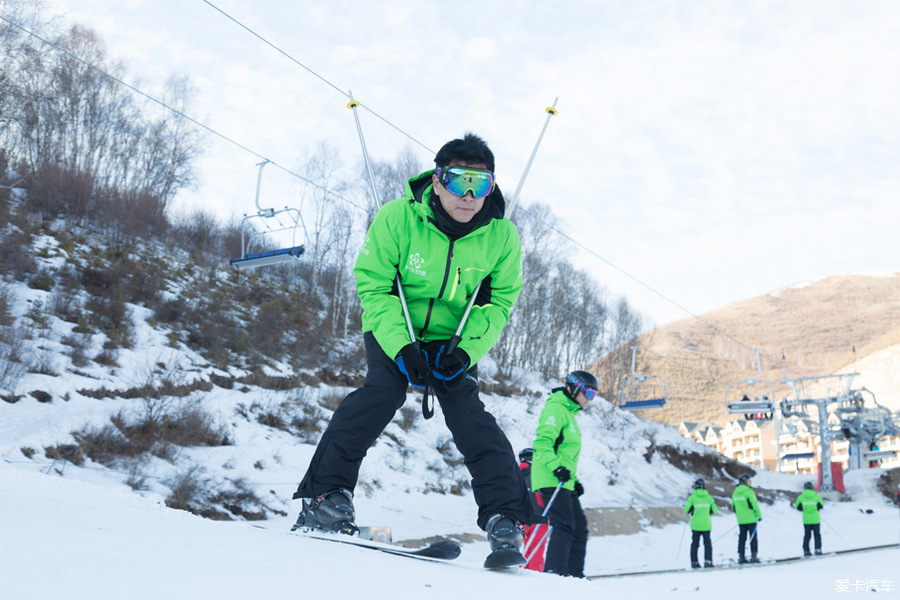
[738,473,751,484]
[804,481,814,490]
[693,478,706,490]
[518,447,534,464]
[564,370,599,401]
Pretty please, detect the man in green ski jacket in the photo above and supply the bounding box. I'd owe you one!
[292,133,529,565]
[731,473,762,563]
[795,481,824,556]
[530,370,597,577]
[684,478,717,568]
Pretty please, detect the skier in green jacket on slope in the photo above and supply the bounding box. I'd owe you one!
[292,133,529,564]
[795,481,825,556]
[731,473,762,563]
[530,370,597,577]
[684,477,717,568]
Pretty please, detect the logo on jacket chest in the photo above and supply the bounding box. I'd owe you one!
[404,252,427,276]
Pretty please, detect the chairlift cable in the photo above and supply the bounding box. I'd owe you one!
[202,0,434,156]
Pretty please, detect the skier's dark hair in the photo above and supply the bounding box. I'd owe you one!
[434,133,495,172]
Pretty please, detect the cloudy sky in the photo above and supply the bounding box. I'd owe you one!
[42,0,900,327]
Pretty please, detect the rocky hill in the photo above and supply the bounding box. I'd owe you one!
[623,273,900,425]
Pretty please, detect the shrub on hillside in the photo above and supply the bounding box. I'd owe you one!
[0,229,37,279]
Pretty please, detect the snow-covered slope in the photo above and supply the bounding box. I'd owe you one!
[2,278,899,599]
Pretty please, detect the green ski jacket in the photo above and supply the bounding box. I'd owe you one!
[731,483,762,525]
[531,389,583,492]
[684,488,717,532]
[354,170,522,365]
[795,489,824,525]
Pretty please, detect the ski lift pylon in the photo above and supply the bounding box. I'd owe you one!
[617,345,669,411]
[230,160,308,271]
[725,348,775,417]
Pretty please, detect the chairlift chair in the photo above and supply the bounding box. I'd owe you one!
[617,345,669,411]
[230,160,308,271]
[725,348,775,418]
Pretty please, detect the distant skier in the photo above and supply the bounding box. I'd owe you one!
[795,481,824,556]
[530,370,597,577]
[683,477,717,568]
[290,133,530,567]
[517,447,547,572]
[731,473,762,563]
[740,394,753,420]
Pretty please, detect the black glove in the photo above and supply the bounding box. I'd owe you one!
[573,481,584,497]
[553,466,571,483]
[396,343,429,388]
[423,340,470,386]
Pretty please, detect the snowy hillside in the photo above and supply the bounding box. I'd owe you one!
[2,277,899,598]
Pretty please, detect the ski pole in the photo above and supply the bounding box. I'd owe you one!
[820,517,845,541]
[748,522,759,546]
[347,93,433,417]
[675,520,689,560]
[521,480,565,558]
[524,525,553,565]
[713,523,738,544]
[444,99,559,357]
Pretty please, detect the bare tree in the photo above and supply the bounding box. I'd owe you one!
[298,140,348,290]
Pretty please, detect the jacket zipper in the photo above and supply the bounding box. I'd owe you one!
[418,240,455,338]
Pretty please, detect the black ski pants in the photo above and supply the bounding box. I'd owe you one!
[802,523,821,553]
[294,332,528,530]
[538,487,588,577]
[690,530,712,565]
[737,522,759,558]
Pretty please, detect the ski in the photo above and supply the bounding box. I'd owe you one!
[587,542,900,579]
[292,529,462,562]
[483,548,527,569]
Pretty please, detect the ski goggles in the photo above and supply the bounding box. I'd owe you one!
[436,166,495,199]
[566,374,598,400]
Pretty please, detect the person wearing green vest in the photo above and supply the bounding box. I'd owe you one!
[731,473,762,563]
[795,481,824,556]
[530,370,598,577]
[683,477,717,568]
[292,133,530,566]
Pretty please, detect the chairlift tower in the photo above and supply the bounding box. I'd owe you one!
[780,373,858,492]
[835,387,899,469]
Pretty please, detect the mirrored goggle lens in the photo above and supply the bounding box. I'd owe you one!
[584,387,598,401]
[439,167,494,198]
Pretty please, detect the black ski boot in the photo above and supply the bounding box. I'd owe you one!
[704,560,714,568]
[483,514,526,569]
[291,488,358,535]
[749,553,760,564]
[691,561,701,569]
